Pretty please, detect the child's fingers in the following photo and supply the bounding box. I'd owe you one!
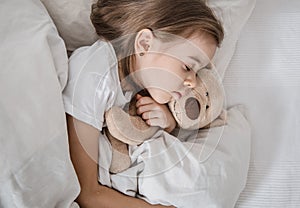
[136,103,159,115]
[136,94,142,100]
[142,111,168,129]
[136,96,155,107]
[146,117,167,128]
[141,110,162,120]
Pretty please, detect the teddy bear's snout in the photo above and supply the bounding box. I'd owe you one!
[185,97,200,120]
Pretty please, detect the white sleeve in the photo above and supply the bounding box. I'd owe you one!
[62,46,116,131]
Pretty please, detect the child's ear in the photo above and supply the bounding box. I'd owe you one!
[134,28,154,55]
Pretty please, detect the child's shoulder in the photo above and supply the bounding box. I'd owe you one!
[70,40,111,58]
[69,40,117,76]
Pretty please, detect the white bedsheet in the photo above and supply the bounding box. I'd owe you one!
[0,0,80,207]
[222,0,300,207]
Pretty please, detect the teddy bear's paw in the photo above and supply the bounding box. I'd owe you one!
[109,148,131,174]
[105,106,159,145]
[104,128,131,174]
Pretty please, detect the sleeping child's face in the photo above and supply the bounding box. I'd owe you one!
[133,29,217,104]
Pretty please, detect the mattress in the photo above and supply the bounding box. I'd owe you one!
[222,0,300,207]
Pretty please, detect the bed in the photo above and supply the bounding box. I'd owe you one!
[0,0,299,207]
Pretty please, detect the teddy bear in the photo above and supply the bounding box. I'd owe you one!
[103,68,226,173]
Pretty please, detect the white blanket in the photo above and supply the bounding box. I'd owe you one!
[99,106,251,208]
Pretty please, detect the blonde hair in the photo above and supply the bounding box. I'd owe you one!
[91,0,224,81]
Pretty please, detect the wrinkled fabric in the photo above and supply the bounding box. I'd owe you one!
[99,107,251,208]
[0,0,79,207]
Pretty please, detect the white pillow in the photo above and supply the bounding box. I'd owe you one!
[208,0,257,78]
[0,0,79,207]
[41,0,256,77]
[40,0,98,52]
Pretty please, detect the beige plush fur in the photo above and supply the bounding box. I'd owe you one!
[104,69,226,174]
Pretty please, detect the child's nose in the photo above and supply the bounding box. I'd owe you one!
[184,71,197,88]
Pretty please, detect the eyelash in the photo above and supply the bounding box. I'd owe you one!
[184,65,199,78]
[184,65,192,71]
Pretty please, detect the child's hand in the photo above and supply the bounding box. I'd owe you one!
[136,94,176,133]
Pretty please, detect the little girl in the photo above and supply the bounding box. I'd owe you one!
[63,0,223,207]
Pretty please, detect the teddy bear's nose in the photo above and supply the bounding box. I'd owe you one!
[185,97,200,120]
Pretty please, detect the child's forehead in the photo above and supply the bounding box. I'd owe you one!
[159,43,211,70]
[155,35,213,63]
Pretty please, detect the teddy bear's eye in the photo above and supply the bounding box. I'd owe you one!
[206,105,209,109]
[206,92,209,96]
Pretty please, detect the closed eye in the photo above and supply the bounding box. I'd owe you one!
[184,65,192,72]
[184,64,198,77]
